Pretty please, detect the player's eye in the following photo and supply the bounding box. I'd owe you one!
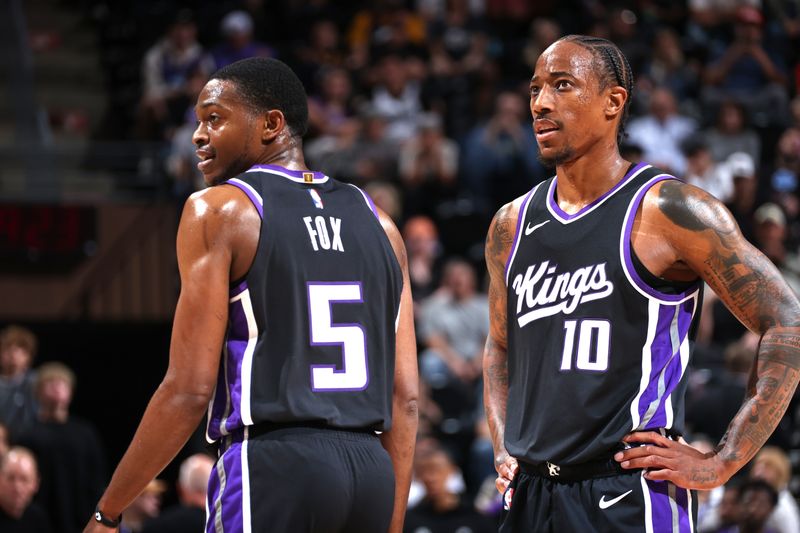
[555,80,572,90]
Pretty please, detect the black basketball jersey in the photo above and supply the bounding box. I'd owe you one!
[205,164,403,443]
[504,163,702,465]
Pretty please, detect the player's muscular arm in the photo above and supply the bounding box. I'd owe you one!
[86,188,253,531]
[483,200,519,493]
[377,210,419,533]
[617,181,800,489]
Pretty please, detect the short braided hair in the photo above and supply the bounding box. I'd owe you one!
[558,35,634,144]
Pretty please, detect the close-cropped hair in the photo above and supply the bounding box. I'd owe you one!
[210,57,309,138]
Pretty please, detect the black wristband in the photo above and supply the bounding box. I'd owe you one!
[94,507,121,528]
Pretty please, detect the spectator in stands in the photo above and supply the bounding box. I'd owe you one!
[717,479,780,533]
[626,86,698,175]
[725,152,759,243]
[399,112,459,218]
[166,66,209,200]
[419,258,488,434]
[752,202,800,295]
[683,136,734,202]
[293,19,348,89]
[120,479,165,533]
[698,481,742,533]
[209,10,274,71]
[0,422,9,461]
[704,100,761,164]
[346,0,427,70]
[460,90,546,210]
[749,447,800,533]
[307,66,356,138]
[0,447,51,533]
[702,6,790,128]
[637,27,700,108]
[403,215,443,302]
[687,331,754,443]
[404,444,494,533]
[140,454,213,533]
[370,53,426,143]
[768,128,800,201]
[0,326,38,439]
[17,362,106,533]
[139,9,214,139]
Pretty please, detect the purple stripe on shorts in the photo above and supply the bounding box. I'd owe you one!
[205,460,221,533]
[206,362,229,441]
[675,484,692,532]
[646,479,674,533]
[219,442,245,532]
[226,179,263,219]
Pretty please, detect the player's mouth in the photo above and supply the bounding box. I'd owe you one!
[196,147,216,172]
[534,119,560,141]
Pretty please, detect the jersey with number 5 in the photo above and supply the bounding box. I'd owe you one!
[504,163,702,465]
[205,165,402,443]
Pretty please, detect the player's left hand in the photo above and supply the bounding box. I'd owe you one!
[614,431,728,490]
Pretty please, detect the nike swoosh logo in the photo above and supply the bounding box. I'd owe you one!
[524,220,550,235]
[599,490,633,510]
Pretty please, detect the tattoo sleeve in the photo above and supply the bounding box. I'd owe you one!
[483,202,517,461]
[659,181,800,480]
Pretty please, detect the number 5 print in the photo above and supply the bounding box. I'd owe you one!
[307,282,369,391]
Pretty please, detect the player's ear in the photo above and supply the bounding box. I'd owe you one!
[262,109,286,142]
[605,86,627,121]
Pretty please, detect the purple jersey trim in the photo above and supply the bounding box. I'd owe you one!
[349,184,380,220]
[622,175,701,302]
[504,185,539,285]
[547,162,649,222]
[248,164,329,183]
[225,178,264,219]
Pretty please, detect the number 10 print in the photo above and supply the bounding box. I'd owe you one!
[560,319,610,372]
[307,282,369,391]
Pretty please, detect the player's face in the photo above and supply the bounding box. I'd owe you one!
[529,41,611,167]
[193,79,262,186]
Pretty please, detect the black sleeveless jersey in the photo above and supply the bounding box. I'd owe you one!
[205,164,403,442]
[504,163,702,465]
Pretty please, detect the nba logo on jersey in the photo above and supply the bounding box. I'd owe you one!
[308,189,324,209]
[504,488,514,511]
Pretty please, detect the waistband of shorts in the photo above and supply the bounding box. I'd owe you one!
[214,421,379,454]
[518,455,634,482]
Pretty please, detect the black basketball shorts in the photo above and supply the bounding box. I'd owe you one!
[500,464,697,532]
[205,425,395,533]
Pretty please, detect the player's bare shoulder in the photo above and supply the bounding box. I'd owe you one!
[376,208,408,273]
[486,196,526,275]
[642,178,738,238]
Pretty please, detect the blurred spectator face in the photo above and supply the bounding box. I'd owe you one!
[444,262,477,300]
[0,449,39,519]
[169,20,197,50]
[403,216,439,258]
[178,454,215,508]
[0,345,32,378]
[750,447,791,490]
[530,18,561,50]
[778,128,800,167]
[686,147,713,175]
[653,29,682,66]
[415,450,456,500]
[734,7,764,44]
[0,425,8,459]
[496,92,525,126]
[38,376,73,415]
[718,102,745,134]
[322,69,351,102]
[650,88,676,122]
[221,11,254,50]
[718,486,741,526]
[380,55,408,95]
[128,480,165,520]
[740,487,776,529]
[311,20,339,50]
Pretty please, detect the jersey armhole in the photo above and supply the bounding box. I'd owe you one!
[225,178,264,219]
[504,182,544,286]
[348,184,380,220]
[620,175,701,302]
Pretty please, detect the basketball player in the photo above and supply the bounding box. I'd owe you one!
[84,58,418,533]
[483,35,800,532]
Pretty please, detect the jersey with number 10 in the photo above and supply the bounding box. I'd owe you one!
[504,163,702,465]
[205,165,403,443]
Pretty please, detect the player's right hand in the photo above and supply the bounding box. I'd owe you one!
[494,452,519,494]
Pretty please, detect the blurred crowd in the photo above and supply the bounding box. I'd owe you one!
[7,0,800,531]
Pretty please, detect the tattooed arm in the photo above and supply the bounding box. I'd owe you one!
[616,180,800,489]
[483,200,522,494]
